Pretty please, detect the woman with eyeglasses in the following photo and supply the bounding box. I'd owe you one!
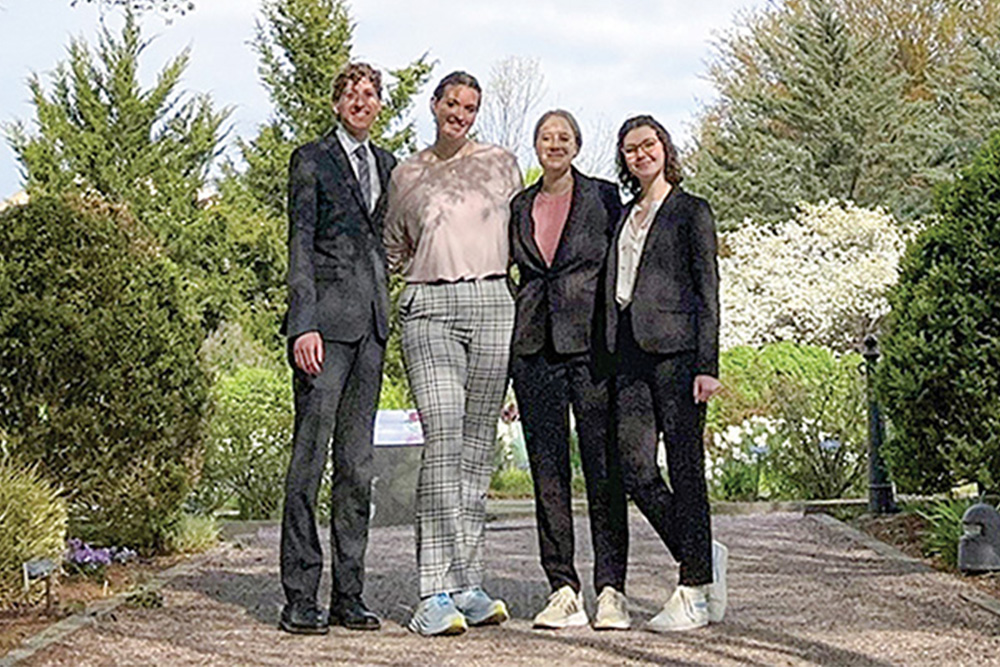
[384,71,521,637]
[508,110,629,631]
[604,115,728,632]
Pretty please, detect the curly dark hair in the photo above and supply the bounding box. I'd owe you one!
[332,62,382,103]
[432,71,482,103]
[616,115,683,196]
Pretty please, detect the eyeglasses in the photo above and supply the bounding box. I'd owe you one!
[622,137,660,158]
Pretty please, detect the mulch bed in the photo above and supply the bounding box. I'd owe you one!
[851,511,1000,600]
[0,555,184,655]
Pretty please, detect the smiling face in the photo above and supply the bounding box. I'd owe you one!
[621,125,665,187]
[535,115,579,175]
[334,76,381,139]
[431,84,480,142]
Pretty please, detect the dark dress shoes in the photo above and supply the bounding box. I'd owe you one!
[330,597,381,631]
[279,603,329,635]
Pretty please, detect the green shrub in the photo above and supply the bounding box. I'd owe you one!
[707,343,867,500]
[877,131,1000,494]
[0,196,209,551]
[191,365,292,519]
[916,497,975,568]
[0,452,67,607]
[765,371,867,499]
[489,468,534,498]
[166,513,220,554]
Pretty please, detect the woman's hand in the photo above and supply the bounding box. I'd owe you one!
[693,374,721,403]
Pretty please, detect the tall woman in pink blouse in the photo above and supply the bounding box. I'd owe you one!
[384,71,521,637]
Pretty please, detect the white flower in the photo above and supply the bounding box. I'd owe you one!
[719,200,918,352]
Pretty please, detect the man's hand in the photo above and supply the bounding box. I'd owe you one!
[693,374,721,403]
[293,331,324,376]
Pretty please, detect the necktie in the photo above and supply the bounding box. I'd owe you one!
[355,144,371,212]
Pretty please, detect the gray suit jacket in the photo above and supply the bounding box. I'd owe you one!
[604,186,719,377]
[285,132,396,343]
[509,170,622,356]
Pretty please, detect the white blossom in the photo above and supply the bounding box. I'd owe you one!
[719,200,918,352]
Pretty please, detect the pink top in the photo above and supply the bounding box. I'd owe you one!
[384,143,522,283]
[531,189,572,266]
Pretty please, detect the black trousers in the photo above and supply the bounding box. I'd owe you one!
[511,344,628,594]
[614,310,712,587]
[280,331,385,607]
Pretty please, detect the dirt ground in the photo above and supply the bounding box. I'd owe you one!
[5,508,1000,666]
[852,510,1000,603]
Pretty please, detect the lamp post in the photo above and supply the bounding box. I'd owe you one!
[863,335,897,514]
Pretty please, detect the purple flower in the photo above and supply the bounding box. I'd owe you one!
[65,538,113,571]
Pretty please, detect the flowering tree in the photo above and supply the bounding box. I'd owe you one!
[719,200,916,352]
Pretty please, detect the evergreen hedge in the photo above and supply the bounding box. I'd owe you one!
[877,131,1000,493]
[0,196,209,550]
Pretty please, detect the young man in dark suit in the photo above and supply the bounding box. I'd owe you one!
[279,62,396,635]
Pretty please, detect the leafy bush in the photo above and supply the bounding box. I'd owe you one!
[0,452,67,607]
[191,366,292,519]
[719,200,915,352]
[707,342,867,500]
[764,372,867,499]
[877,131,1000,494]
[916,497,975,568]
[488,468,535,498]
[166,513,220,554]
[0,196,209,551]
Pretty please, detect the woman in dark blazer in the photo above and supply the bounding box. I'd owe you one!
[605,115,727,632]
[509,110,630,630]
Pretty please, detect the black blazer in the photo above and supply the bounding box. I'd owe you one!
[604,186,719,377]
[509,169,622,356]
[285,132,396,343]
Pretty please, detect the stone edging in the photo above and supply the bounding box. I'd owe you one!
[807,512,1000,619]
[0,555,208,667]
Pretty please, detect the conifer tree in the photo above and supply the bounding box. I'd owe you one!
[687,0,1000,226]
[5,12,233,332]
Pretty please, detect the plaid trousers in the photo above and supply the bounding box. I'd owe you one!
[399,278,514,597]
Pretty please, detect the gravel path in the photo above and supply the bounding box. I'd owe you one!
[12,509,1000,666]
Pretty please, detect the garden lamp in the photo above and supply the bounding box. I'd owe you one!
[958,502,1000,573]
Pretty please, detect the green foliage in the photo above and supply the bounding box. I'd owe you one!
[0,196,209,551]
[0,452,67,608]
[707,343,867,500]
[191,366,293,519]
[916,497,974,568]
[687,0,1000,225]
[166,513,220,554]
[4,12,231,335]
[382,274,412,408]
[877,131,1000,494]
[488,468,534,499]
[765,372,867,499]
[253,0,432,155]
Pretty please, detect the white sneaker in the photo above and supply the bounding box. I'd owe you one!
[707,540,728,623]
[408,593,467,636]
[645,585,709,633]
[533,585,588,629]
[593,586,630,630]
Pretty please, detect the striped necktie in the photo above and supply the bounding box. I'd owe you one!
[355,144,371,212]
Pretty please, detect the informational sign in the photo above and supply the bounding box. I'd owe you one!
[373,409,424,447]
